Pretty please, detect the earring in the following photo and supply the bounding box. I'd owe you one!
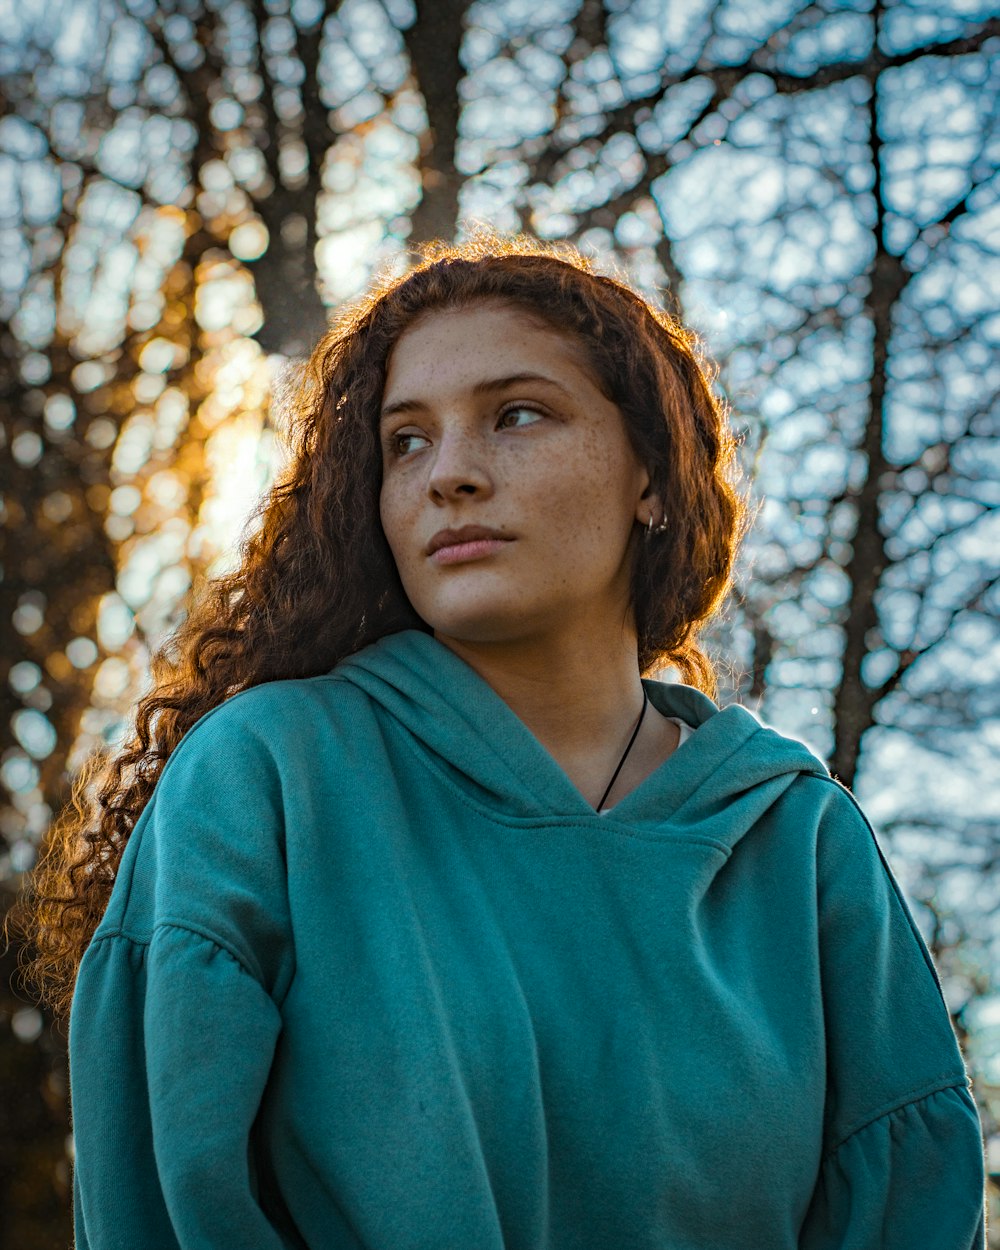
[645,514,667,537]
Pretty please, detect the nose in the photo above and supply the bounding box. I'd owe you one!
[426,428,494,502]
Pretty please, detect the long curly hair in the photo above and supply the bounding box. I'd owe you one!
[15,228,749,1021]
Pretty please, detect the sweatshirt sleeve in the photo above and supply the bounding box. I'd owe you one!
[69,693,297,1250]
[797,779,987,1249]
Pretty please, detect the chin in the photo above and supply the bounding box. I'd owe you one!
[429,615,531,646]
[414,597,542,646]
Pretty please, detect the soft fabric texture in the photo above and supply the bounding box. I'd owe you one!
[69,628,986,1249]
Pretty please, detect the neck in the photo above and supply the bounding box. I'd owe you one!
[433,622,647,766]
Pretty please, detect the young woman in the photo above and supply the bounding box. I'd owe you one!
[26,233,985,1248]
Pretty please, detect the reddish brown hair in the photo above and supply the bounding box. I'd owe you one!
[15,228,748,1020]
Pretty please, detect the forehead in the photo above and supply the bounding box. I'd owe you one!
[382,302,600,402]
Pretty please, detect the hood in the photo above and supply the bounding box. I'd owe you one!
[334,629,830,843]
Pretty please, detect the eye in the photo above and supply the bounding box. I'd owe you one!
[389,431,429,456]
[497,404,544,429]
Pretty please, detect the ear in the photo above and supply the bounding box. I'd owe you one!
[636,474,663,529]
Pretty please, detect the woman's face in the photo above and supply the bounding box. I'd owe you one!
[378,301,656,647]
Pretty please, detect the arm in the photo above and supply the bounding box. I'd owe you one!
[797,779,986,1249]
[69,692,297,1249]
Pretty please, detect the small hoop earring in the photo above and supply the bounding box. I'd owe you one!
[645,514,667,537]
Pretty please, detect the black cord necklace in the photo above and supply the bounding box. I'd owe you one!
[596,687,648,812]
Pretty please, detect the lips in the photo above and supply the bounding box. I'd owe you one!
[426,525,512,555]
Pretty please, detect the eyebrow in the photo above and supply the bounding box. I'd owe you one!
[379,372,573,423]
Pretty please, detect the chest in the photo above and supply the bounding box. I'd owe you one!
[265,770,827,1245]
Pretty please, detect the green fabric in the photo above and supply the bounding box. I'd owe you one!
[69,628,986,1249]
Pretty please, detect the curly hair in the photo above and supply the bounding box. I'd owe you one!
[15,227,749,1021]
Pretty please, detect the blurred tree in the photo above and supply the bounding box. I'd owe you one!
[2,0,997,1242]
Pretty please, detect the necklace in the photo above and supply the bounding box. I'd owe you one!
[596,687,648,812]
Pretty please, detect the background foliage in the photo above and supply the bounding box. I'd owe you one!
[1,0,997,1243]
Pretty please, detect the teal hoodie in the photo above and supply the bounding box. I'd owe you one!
[69,629,986,1249]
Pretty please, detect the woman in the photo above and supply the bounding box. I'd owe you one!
[24,232,985,1248]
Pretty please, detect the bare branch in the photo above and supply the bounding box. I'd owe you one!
[873,570,1000,701]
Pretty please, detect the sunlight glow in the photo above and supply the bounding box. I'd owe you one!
[196,412,279,575]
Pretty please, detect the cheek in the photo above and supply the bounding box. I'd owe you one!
[528,448,634,561]
[378,485,409,566]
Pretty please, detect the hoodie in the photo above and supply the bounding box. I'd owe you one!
[68,628,986,1249]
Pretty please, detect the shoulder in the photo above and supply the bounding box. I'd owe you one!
[160,672,370,782]
[781,773,905,904]
[786,771,875,833]
[789,772,893,874]
[177,671,364,740]
[791,776,947,994]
